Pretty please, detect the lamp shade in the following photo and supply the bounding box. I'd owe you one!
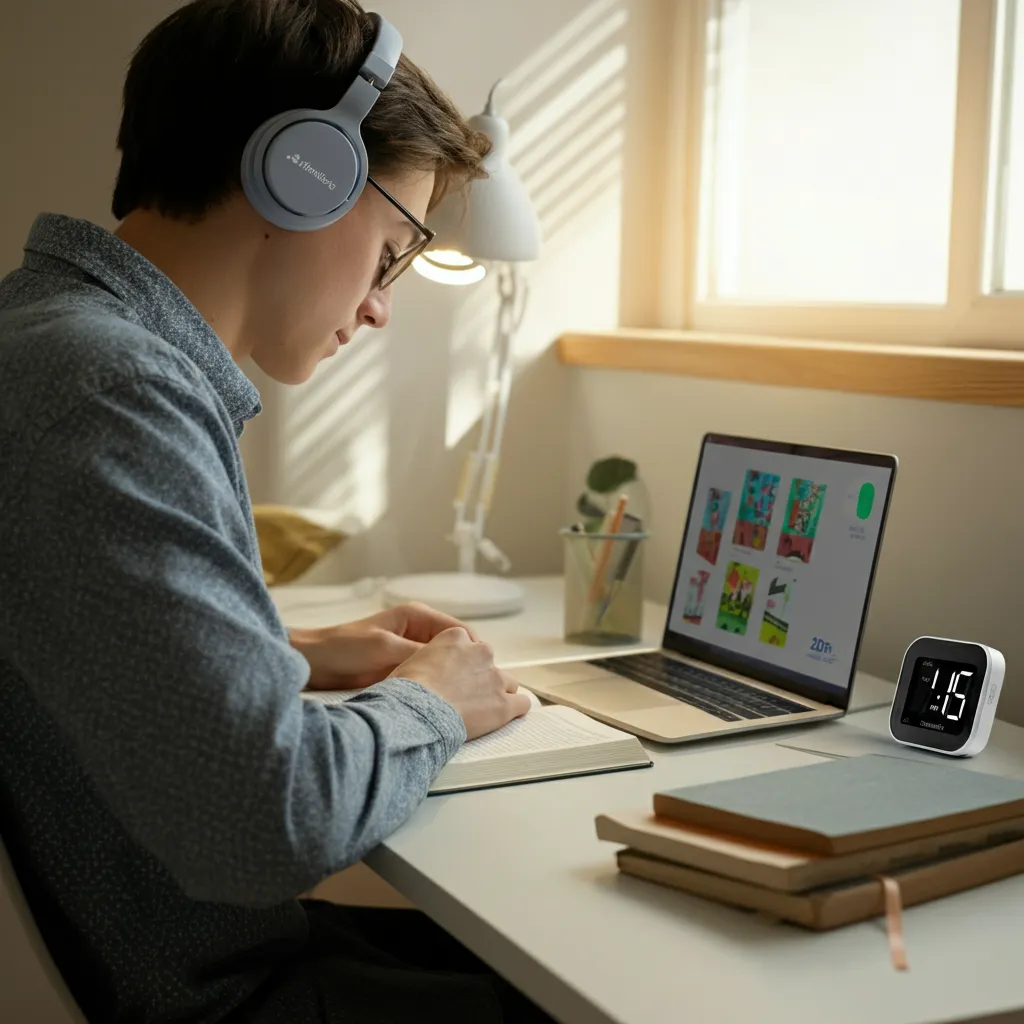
[419,95,541,272]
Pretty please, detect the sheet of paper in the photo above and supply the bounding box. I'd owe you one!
[450,705,626,763]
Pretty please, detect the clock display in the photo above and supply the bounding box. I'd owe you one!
[900,657,980,737]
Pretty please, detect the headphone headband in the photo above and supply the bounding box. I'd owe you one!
[240,12,403,231]
[359,13,401,89]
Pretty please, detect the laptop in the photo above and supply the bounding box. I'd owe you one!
[516,433,898,743]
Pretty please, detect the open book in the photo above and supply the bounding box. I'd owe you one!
[303,686,651,793]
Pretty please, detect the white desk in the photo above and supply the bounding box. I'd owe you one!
[271,576,896,711]
[778,705,1024,780]
[366,733,1024,1024]
[271,576,667,667]
[268,577,1024,1024]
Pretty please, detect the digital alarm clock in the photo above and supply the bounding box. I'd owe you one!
[889,637,1005,757]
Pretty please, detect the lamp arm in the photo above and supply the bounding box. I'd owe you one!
[487,265,526,471]
[450,263,527,574]
[474,264,522,523]
[450,271,507,570]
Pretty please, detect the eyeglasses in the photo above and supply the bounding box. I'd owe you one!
[366,176,435,290]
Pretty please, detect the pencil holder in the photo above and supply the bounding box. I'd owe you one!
[561,528,648,645]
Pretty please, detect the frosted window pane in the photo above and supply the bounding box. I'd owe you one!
[701,0,960,304]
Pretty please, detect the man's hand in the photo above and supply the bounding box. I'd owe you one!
[291,602,480,691]
[388,627,531,739]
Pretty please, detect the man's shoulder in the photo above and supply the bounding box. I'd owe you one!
[0,269,212,439]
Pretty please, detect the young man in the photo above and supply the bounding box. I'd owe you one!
[0,1,545,1021]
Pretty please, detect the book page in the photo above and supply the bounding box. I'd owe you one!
[450,706,629,764]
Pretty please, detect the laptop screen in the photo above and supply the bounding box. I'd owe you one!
[664,435,896,709]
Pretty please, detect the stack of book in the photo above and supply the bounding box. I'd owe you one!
[597,755,1024,939]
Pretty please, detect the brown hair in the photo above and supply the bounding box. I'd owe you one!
[112,0,489,221]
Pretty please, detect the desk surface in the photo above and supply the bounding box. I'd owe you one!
[271,576,895,712]
[271,576,666,668]
[270,577,1024,1024]
[365,724,1024,1024]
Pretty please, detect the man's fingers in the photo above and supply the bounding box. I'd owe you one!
[459,621,481,643]
[506,690,533,719]
[500,670,520,694]
[399,602,481,643]
[385,634,422,664]
[431,625,474,645]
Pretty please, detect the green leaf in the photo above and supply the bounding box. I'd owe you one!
[576,492,605,519]
[587,456,636,494]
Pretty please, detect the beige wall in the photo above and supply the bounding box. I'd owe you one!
[567,369,1022,723]
[0,0,626,585]
[242,0,626,583]
[0,0,182,270]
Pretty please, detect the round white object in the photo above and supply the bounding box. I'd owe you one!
[382,573,525,619]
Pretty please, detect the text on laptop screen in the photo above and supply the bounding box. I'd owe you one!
[666,439,894,702]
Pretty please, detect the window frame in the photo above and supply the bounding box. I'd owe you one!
[660,0,1024,349]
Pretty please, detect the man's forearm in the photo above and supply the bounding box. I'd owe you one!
[288,626,316,688]
[192,678,465,905]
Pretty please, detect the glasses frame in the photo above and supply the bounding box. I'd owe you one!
[366,176,436,289]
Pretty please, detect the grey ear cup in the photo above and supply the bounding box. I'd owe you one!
[240,13,402,231]
[241,111,362,229]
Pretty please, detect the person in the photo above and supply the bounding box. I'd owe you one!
[0,0,549,1020]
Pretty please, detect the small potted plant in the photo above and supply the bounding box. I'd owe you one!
[575,456,651,532]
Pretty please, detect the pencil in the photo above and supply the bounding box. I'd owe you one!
[596,532,643,625]
[587,494,628,606]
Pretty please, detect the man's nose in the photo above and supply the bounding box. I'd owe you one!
[359,289,391,329]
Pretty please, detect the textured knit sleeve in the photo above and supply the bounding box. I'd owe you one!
[4,373,466,906]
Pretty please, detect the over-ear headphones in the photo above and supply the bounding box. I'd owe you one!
[240,12,402,231]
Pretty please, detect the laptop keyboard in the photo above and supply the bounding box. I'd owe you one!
[587,652,812,723]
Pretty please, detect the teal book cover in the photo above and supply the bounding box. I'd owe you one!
[654,754,1024,854]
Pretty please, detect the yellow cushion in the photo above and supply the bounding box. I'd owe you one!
[251,505,347,586]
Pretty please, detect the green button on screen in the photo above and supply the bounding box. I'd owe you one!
[856,482,875,520]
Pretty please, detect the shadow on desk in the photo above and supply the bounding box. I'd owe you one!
[949,1014,1024,1023]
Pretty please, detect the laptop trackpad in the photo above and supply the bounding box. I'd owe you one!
[554,677,680,713]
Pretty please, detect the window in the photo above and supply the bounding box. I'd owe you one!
[989,0,1024,290]
[673,0,1024,347]
[699,0,960,305]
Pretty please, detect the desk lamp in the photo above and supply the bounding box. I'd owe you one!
[382,81,541,618]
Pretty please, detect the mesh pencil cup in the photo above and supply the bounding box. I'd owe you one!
[561,527,648,645]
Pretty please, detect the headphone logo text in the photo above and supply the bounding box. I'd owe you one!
[286,153,336,191]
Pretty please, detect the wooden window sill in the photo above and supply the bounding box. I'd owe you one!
[556,329,1024,408]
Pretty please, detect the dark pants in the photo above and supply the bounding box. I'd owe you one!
[228,901,556,1023]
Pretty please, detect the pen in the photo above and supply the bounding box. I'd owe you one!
[587,494,628,607]
[596,514,643,625]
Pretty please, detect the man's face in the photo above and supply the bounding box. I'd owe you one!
[246,169,435,384]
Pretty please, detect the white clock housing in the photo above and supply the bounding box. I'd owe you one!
[889,636,1005,758]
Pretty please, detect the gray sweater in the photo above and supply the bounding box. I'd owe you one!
[0,213,466,1023]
